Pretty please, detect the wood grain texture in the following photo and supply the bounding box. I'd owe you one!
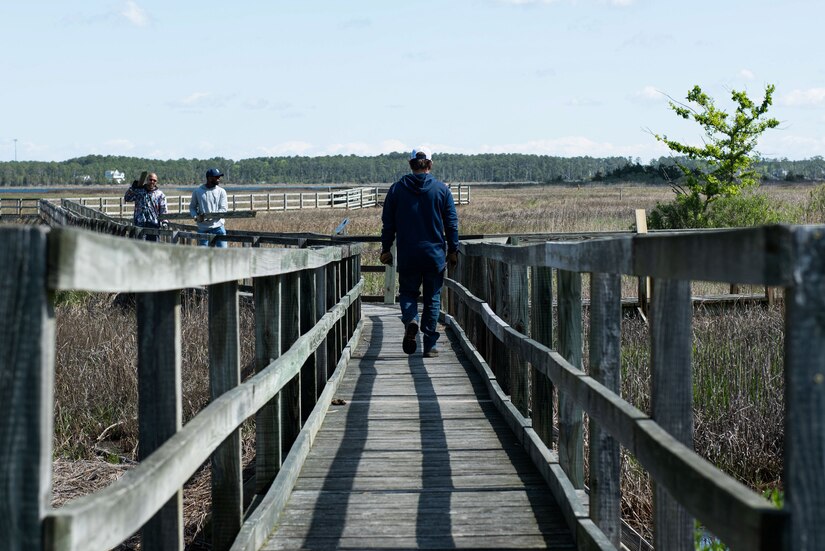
[209,281,243,551]
[136,290,184,551]
[784,226,825,550]
[261,304,576,550]
[253,275,282,495]
[0,227,54,551]
[588,273,622,547]
[48,226,362,293]
[530,265,555,449]
[42,280,363,551]
[557,270,584,489]
[650,278,693,551]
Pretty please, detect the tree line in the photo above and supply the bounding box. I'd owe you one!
[1,152,823,187]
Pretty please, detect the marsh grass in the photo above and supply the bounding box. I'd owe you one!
[49,182,817,548]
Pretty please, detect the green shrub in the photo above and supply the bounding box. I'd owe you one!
[706,191,785,227]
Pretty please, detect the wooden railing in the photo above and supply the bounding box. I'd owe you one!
[0,221,364,550]
[0,184,471,219]
[443,225,823,550]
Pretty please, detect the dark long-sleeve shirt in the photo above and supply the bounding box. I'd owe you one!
[381,173,459,274]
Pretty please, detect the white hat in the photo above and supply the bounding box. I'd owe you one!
[410,146,433,161]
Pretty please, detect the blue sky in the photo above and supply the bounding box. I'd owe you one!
[3,0,823,162]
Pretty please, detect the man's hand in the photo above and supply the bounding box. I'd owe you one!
[380,251,393,265]
[447,251,458,268]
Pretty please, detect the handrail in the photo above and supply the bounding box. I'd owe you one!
[1,221,364,551]
[445,223,825,550]
[43,278,364,551]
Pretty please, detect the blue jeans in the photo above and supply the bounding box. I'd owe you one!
[399,269,444,353]
[198,225,227,248]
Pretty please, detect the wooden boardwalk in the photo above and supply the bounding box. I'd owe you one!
[262,303,575,550]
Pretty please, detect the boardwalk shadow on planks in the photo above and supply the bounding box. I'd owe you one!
[269,305,573,550]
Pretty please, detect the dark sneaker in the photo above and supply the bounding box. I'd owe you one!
[403,321,419,354]
[423,349,439,358]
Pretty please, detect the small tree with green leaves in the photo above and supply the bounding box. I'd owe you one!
[648,84,780,229]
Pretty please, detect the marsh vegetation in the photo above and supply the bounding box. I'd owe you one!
[44,182,825,547]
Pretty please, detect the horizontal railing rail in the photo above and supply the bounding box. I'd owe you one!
[1,222,364,551]
[444,224,821,550]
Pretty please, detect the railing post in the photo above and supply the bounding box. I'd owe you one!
[314,264,328,396]
[254,275,282,494]
[557,269,584,488]
[208,281,242,551]
[504,237,529,415]
[0,227,53,551]
[650,277,693,550]
[281,271,301,455]
[326,261,339,376]
[136,290,183,551]
[588,272,622,547]
[489,259,508,389]
[785,227,825,550]
[384,243,397,304]
[530,265,554,447]
[635,209,651,316]
[300,268,317,423]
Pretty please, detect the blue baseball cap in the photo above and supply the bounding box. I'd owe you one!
[206,168,224,178]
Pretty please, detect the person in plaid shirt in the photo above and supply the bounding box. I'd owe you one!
[124,172,168,242]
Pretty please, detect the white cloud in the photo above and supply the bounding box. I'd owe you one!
[103,138,136,152]
[780,88,825,107]
[760,134,825,160]
[258,142,316,156]
[739,69,755,80]
[121,1,150,27]
[631,86,664,103]
[167,92,234,111]
[566,97,602,107]
[478,137,662,157]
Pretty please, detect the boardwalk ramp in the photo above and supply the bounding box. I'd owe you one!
[261,303,575,550]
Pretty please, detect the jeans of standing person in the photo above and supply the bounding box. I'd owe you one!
[398,269,445,354]
[198,225,228,248]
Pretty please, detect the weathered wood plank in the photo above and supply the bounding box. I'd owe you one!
[253,275,282,494]
[530,265,554,448]
[784,226,825,550]
[0,227,54,551]
[650,278,693,551]
[43,281,362,551]
[136,290,183,551]
[48,226,362,292]
[557,269,584,489]
[209,281,243,551]
[588,272,622,547]
[281,272,302,456]
[229,313,365,551]
[459,226,793,285]
[261,305,577,551]
[300,269,317,423]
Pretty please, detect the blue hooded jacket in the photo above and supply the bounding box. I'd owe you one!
[381,172,459,274]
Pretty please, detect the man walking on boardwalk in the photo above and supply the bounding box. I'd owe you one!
[189,168,229,247]
[380,146,459,357]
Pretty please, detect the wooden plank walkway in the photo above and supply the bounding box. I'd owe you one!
[262,303,575,550]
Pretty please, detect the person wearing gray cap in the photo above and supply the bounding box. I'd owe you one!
[189,168,229,247]
[380,146,459,358]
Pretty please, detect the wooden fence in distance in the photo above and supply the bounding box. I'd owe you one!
[0,184,471,218]
[0,224,364,551]
[444,225,823,550]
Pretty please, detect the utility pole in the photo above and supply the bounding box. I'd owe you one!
[13,138,17,162]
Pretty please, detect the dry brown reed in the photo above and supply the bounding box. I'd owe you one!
[48,182,815,547]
